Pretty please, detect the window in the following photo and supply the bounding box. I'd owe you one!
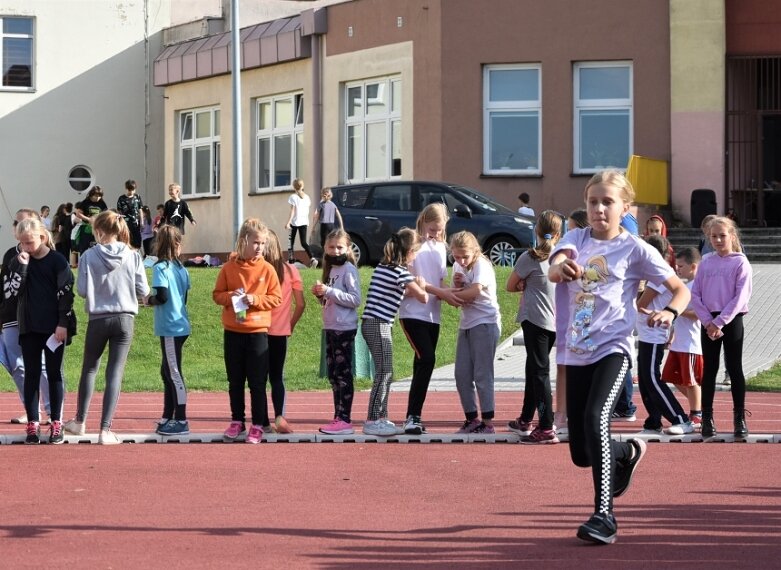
[344,77,401,182]
[1,16,33,89]
[255,93,303,191]
[178,107,220,196]
[574,62,632,173]
[483,64,541,175]
[68,165,95,192]
[367,184,413,211]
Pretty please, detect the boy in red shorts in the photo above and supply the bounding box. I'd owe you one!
[662,247,704,432]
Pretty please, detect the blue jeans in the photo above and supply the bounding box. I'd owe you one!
[0,324,53,415]
[613,368,637,416]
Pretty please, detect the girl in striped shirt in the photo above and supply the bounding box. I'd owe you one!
[361,228,429,436]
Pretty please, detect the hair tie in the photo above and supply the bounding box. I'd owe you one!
[543,233,552,239]
[390,233,400,244]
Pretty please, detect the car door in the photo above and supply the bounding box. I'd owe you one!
[361,183,417,259]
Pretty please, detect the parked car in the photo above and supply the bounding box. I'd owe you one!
[329,180,535,266]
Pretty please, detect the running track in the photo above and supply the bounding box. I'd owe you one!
[1,391,780,567]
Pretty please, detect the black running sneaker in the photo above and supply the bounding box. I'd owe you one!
[25,421,40,445]
[577,512,617,544]
[614,438,647,498]
[49,420,64,445]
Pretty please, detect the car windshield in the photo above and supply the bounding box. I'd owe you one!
[447,184,515,214]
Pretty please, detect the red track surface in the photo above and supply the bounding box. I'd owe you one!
[1,391,780,567]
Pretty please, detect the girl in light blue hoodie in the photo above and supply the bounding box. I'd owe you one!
[63,210,149,444]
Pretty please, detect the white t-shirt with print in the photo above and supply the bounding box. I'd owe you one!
[453,256,501,330]
[288,192,311,227]
[552,228,674,366]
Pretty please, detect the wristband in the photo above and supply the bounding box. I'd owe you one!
[663,306,678,320]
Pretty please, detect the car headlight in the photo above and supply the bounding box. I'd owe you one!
[514,217,534,227]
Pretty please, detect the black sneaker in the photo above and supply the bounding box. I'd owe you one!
[614,438,647,498]
[49,420,64,445]
[577,512,617,544]
[403,415,426,435]
[701,416,717,439]
[25,421,40,445]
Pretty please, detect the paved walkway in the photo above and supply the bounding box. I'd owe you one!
[393,262,781,393]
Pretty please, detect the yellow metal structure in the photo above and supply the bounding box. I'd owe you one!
[626,155,669,205]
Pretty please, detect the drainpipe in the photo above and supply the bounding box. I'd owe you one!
[311,32,323,199]
[303,8,327,201]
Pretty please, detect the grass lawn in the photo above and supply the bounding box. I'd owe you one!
[1,265,521,393]
[747,361,781,392]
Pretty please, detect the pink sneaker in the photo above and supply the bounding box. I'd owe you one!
[223,421,245,441]
[319,418,354,435]
[246,424,263,444]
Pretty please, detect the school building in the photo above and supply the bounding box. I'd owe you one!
[2,1,780,255]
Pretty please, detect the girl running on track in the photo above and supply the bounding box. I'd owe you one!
[549,169,689,544]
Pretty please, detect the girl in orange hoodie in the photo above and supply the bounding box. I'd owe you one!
[645,214,676,269]
[213,219,282,443]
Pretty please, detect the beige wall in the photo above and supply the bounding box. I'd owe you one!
[670,0,725,221]
[322,42,415,185]
[163,60,314,254]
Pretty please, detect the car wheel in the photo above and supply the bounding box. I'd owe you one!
[350,235,369,266]
[485,236,521,267]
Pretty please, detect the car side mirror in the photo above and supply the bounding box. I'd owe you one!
[453,204,472,219]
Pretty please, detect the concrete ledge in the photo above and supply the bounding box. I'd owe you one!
[2,431,779,445]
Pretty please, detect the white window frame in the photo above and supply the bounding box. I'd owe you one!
[483,64,542,175]
[573,61,633,174]
[178,106,220,197]
[0,16,34,91]
[254,92,304,193]
[343,76,402,183]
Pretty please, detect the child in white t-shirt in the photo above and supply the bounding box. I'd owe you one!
[285,178,316,267]
[635,235,693,436]
[661,247,703,430]
[450,231,501,434]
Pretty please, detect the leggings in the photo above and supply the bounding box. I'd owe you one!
[20,332,65,422]
[75,314,134,429]
[567,353,635,515]
[288,225,313,260]
[362,318,394,421]
[701,313,746,413]
[519,320,556,429]
[224,330,269,426]
[160,336,188,421]
[325,329,356,423]
[400,319,440,418]
[266,334,288,424]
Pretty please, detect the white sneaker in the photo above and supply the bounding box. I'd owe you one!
[98,429,121,445]
[664,421,695,435]
[63,418,86,436]
[363,419,399,436]
[309,258,319,268]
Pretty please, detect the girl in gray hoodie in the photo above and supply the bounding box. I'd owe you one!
[64,211,149,444]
